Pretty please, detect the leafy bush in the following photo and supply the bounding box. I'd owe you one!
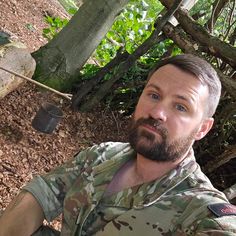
[42,16,69,40]
[93,0,163,66]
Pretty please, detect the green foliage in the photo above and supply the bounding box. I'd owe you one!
[191,0,236,43]
[42,16,69,41]
[190,0,214,24]
[67,7,78,15]
[42,0,77,41]
[212,1,236,42]
[82,0,182,113]
[93,0,163,66]
[72,0,174,114]
[80,64,101,80]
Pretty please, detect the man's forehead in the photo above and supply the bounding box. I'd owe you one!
[145,65,209,105]
[152,64,198,78]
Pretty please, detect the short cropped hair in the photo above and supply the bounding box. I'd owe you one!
[148,54,221,117]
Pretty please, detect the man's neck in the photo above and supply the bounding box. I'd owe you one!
[105,149,191,196]
[134,151,189,183]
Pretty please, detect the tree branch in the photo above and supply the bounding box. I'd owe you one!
[162,22,236,100]
[79,0,185,111]
[71,50,129,110]
[206,0,230,32]
[79,34,166,111]
[223,0,236,40]
[229,24,236,45]
[160,0,236,69]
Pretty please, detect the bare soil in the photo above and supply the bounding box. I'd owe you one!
[0,0,129,210]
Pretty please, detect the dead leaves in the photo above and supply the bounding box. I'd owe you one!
[0,83,128,211]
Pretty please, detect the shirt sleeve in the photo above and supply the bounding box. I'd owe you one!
[22,145,99,222]
[194,216,236,235]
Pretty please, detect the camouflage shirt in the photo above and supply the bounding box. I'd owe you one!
[23,142,236,235]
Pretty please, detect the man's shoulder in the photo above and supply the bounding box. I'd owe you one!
[170,186,236,233]
[74,142,133,165]
[193,204,236,234]
[164,189,236,233]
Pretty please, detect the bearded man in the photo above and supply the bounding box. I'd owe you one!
[0,54,236,236]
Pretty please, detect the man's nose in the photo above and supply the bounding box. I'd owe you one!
[149,103,167,122]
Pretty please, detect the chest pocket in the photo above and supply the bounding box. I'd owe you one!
[93,204,180,236]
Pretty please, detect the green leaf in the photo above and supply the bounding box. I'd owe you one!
[68,7,77,15]
[45,16,54,24]
[43,28,51,34]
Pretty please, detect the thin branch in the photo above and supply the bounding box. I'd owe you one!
[162,22,236,100]
[106,36,124,47]
[223,0,236,40]
[71,50,129,110]
[160,0,236,69]
[209,0,221,33]
[111,111,120,135]
[2,163,16,174]
[229,24,236,45]
[0,66,72,100]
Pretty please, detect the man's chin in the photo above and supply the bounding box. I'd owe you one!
[134,139,161,156]
[135,136,156,148]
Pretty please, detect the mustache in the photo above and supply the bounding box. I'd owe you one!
[132,117,168,137]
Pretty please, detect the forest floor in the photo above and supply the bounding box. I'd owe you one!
[0,0,129,211]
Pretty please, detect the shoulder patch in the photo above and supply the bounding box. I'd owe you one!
[208,203,236,217]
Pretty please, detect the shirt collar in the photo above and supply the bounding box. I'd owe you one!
[91,146,197,209]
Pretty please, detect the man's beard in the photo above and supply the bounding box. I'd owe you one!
[128,117,196,162]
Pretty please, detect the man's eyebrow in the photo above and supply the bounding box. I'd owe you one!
[175,95,195,104]
[146,83,196,104]
[145,83,160,91]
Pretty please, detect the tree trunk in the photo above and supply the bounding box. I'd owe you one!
[32,0,129,91]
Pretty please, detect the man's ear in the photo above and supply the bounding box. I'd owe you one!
[194,118,214,140]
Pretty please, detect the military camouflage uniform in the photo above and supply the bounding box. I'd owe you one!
[22,142,236,235]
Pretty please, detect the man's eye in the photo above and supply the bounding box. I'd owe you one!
[176,104,187,112]
[150,93,159,100]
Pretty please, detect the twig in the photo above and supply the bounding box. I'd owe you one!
[111,111,120,135]
[0,66,72,101]
[210,0,221,32]
[2,163,16,174]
